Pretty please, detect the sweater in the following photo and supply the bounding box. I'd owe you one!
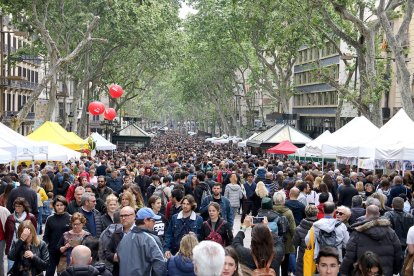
[43,212,71,253]
[224,184,243,208]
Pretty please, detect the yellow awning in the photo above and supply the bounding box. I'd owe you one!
[27,121,87,151]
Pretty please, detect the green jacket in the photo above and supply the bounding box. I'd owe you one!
[273,205,296,253]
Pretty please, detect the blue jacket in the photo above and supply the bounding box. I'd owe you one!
[106,176,123,195]
[199,195,234,227]
[387,184,412,207]
[243,182,257,200]
[164,211,203,255]
[167,254,196,276]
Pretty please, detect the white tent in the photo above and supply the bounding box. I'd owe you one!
[247,124,312,147]
[0,148,12,164]
[89,132,116,151]
[28,142,81,162]
[355,109,414,160]
[238,133,259,148]
[322,116,380,157]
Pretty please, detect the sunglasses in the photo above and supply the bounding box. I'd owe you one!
[336,211,344,216]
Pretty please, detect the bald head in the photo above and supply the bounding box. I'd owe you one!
[71,245,92,266]
[289,187,300,199]
[121,206,135,214]
[365,205,380,220]
[265,172,273,180]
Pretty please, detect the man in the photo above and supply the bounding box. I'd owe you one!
[61,245,110,276]
[97,176,113,202]
[285,187,306,226]
[199,182,233,226]
[305,202,349,262]
[135,168,151,201]
[384,197,414,252]
[7,174,38,216]
[106,169,123,195]
[193,172,210,211]
[104,206,136,276]
[340,205,402,275]
[117,207,166,276]
[193,240,225,276]
[96,158,107,176]
[337,177,358,208]
[316,247,341,276]
[67,186,85,215]
[263,172,278,198]
[387,176,412,207]
[349,195,365,225]
[241,173,257,223]
[165,188,183,221]
[79,192,103,237]
[205,171,216,191]
[147,175,161,199]
[297,181,309,206]
[350,172,358,186]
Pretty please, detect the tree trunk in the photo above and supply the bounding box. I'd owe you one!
[44,64,58,121]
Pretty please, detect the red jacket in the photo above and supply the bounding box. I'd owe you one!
[66,184,77,202]
[317,204,325,220]
[5,213,37,254]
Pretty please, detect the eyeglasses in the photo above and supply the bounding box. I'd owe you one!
[120,213,134,218]
[336,211,344,216]
[72,222,83,226]
[98,181,105,183]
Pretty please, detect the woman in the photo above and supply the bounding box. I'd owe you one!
[58,212,91,267]
[371,192,391,215]
[222,246,240,276]
[0,182,14,207]
[316,183,333,205]
[356,182,366,200]
[251,181,269,216]
[31,177,48,234]
[292,205,318,276]
[120,190,138,211]
[89,168,98,187]
[224,174,243,217]
[57,173,71,197]
[101,194,120,230]
[232,217,284,274]
[190,176,199,195]
[313,176,322,193]
[129,185,145,210]
[353,251,384,276]
[377,179,391,196]
[336,205,352,230]
[43,195,71,276]
[8,221,49,276]
[148,195,167,241]
[5,197,37,259]
[40,175,54,198]
[365,183,375,198]
[323,174,338,202]
[167,234,198,276]
[200,202,233,246]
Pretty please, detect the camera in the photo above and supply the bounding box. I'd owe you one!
[252,216,265,224]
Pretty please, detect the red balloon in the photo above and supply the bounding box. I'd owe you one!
[109,84,123,98]
[88,101,105,116]
[104,108,117,121]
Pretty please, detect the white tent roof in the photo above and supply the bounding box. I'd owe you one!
[238,133,259,147]
[322,116,379,157]
[119,124,151,137]
[248,124,312,147]
[21,141,81,162]
[0,148,12,164]
[89,132,116,151]
[295,130,334,157]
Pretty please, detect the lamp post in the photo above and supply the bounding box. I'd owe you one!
[100,119,121,141]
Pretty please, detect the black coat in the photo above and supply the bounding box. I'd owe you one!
[232,230,284,276]
[43,212,71,253]
[104,229,124,276]
[292,217,317,276]
[8,239,49,276]
[200,218,233,246]
[338,185,358,208]
[341,218,403,276]
[7,185,38,215]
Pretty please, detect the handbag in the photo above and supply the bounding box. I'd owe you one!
[403,253,414,276]
[57,254,67,273]
[303,227,317,276]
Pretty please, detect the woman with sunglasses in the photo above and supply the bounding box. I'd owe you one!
[336,205,352,231]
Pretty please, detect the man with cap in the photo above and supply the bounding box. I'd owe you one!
[117,207,166,276]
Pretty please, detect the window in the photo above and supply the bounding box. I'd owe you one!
[23,68,26,78]
[35,72,38,83]
[59,102,64,118]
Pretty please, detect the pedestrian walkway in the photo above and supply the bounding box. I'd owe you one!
[232,214,252,248]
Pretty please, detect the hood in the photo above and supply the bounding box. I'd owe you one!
[313,218,341,232]
[300,218,317,230]
[352,218,391,240]
[228,183,241,191]
[199,182,210,190]
[173,255,195,273]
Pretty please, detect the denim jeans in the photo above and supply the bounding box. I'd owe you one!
[37,206,43,234]
[0,240,5,276]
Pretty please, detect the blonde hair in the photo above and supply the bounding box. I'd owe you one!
[314,177,322,189]
[255,181,269,198]
[17,220,40,246]
[121,190,137,210]
[178,234,199,258]
[356,181,364,192]
[106,194,119,207]
[371,192,387,210]
[336,205,351,219]
[30,177,41,190]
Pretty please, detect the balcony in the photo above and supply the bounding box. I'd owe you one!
[3,111,35,121]
[0,79,38,90]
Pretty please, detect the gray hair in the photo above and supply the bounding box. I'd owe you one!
[351,195,363,207]
[365,197,381,208]
[81,192,95,206]
[74,186,85,194]
[192,241,225,276]
[19,174,30,186]
[273,191,286,206]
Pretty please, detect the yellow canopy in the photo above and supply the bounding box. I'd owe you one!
[27,121,87,151]
[68,132,87,145]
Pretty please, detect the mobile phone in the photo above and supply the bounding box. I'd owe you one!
[252,216,265,224]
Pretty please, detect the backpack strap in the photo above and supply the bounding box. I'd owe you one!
[204,221,214,232]
[215,220,225,232]
[252,252,274,270]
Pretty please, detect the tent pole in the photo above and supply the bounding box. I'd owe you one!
[322,156,324,172]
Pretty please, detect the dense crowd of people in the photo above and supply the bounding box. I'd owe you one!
[0,132,412,275]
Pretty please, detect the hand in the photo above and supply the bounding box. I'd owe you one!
[20,228,31,242]
[165,251,172,259]
[113,253,118,262]
[242,216,253,228]
[263,216,269,227]
[24,250,34,259]
[188,231,195,236]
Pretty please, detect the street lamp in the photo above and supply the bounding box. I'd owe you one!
[323,119,330,131]
[99,119,121,141]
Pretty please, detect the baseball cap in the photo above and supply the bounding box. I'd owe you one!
[136,207,161,220]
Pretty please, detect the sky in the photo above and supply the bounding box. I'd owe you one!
[179,2,197,19]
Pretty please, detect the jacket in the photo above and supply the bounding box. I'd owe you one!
[167,254,196,276]
[97,187,113,202]
[263,179,278,198]
[199,195,234,226]
[232,230,284,276]
[193,182,210,212]
[383,209,414,247]
[338,185,358,208]
[387,184,412,207]
[164,211,203,255]
[292,217,317,276]
[305,217,349,261]
[5,212,37,254]
[7,185,38,215]
[224,183,243,208]
[8,239,49,276]
[60,264,112,276]
[79,208,104,237]
[117,226,166,276]
[349,207,365,225]
[43,212,71,253]
[340,218,402,276]
[273,205,296,253]
[106,177,123,195]
[200,218,233,246]
[104,227,124,276]
[285,200,305,226]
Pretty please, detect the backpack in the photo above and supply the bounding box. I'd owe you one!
[317,221,342,248]
[153,185,167,205]
[201,186,212,204]
[276,215,289,240]
[204,220,226,246]
[252,252,276,276]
